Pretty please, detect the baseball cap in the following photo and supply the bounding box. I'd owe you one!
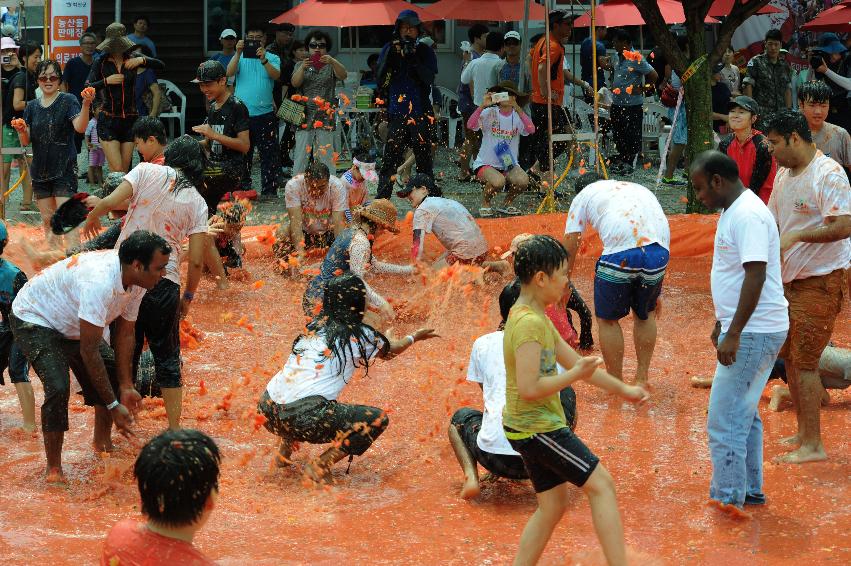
[504,31,521,42]
[0,37,18,51]
[397,9,422,27]
[191,60,226,83]
[219,28,237,40]
[729,95,760,115]
[397,173,441,198]
[500,233,533,259]
[549,10,568,25]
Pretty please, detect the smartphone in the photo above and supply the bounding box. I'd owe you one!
[1,55,11,65]
[243,40,261,58]
[491,92,509,103]
[310,51,326,70]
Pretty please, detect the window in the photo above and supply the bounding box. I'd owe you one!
[205,0,243,53]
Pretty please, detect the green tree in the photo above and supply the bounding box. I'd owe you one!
[631,0,772,211]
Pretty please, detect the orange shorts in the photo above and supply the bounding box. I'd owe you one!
[778,268,846,371]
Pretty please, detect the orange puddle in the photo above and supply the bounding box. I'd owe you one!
[0,218,848,565]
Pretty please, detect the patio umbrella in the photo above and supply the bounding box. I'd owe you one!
[427,0,545,22]
[708,0,784,18]
[573,0,720,28]
[270,0,441,27]
[802,2,851,32]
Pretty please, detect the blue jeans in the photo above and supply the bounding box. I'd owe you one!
[244,112,281,195]
[707,330,787,506]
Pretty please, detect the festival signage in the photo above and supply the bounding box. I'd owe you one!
[50,0,91,66]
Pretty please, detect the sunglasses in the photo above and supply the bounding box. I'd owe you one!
[309,42,327,49]
[38,75,60,83]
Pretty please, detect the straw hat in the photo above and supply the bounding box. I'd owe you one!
[98,22,136,54]
[355,199,399,233]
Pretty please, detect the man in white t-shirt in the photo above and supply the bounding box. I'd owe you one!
[449,279,577,499]
[10,231,170,482]
[563,174,671,385]
[691,151,789,512]
[397,173,508,273]
[763,110,851,464]
[84,136,210,431]
[274,160,346,270]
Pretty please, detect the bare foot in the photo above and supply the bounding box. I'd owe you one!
[779,434,801,447]
[691,376,714,389]
[635,377,649,388]
[708,499,752,520]
[460,476,481,500]
[22,423,37,434]
[93,439,115,453]
[45,467,67,484]
[275,439,293,468]
[303,461,332,485]
[774,445,828,464]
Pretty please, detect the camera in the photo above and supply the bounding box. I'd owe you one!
[1,55,11,65]
[399,38,416,57]
[243,40,261,58]
[491,92,510,103]
[810,53,826,70]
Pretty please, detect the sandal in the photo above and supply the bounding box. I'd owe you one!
[19,202,35,213]
[478,207,494,218]
[497,206,522,216]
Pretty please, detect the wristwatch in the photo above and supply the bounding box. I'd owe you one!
[260,58,269,65]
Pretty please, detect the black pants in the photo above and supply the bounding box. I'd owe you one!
[610,104,643,165]
[203,169,241,215]
[526,102,570,171]
[566,282,594,350]
[11,314,118,432]
[243,112,282,195]
[377,114,434,199]
[133,278,182,390]
[280,123,295,167]
[259,391,389,456]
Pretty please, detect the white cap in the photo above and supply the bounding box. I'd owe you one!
[220,29,237,39]
[504,31,521,41]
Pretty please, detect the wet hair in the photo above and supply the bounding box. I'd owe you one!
[134,429,220,528]
[763,109,813,144]
[35,59,61,78]
[574,171,602,194]
[164,135,207,190]
[611,28,632,45]
[297,274,389,379]
[690,150,740,182]
[133,15,150,26]
[485,32,504,53]
[498,278,522,330]
[798,80,832,104]
[305,160,330,182]
[513,235,569,284]
[764,29,782,43]
[131,116,167,145]
[217,201,248,225]
[305,29,332,51]
[118,230,172,268]
[468,24,489,43]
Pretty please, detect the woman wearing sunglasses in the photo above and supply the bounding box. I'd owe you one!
[11,59,95,248]
[290,29,347,176]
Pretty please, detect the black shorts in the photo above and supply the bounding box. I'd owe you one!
[69,220,122,255]
[11,314,118,432]
[203,167,241,216]
[258,391,389,456]
[0,330,29,384]
[507,426,599,493]
[451,408,528,479]
[133,278,182,389]
[32,175,77,200]
[97,113,137,144]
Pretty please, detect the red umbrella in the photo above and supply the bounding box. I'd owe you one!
[708,0,784,18]
[802,3,851,32]
[270,0,441,27]
[427,0,546,22]
[574,0,719,28]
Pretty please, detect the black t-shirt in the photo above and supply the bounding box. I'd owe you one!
[7,69,36,123]
[205,95,250,175]
[62,55,93,103]
[23,92,81,182]
[711,81,732,133]
[1,66,21,124]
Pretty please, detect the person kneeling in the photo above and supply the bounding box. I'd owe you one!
[258,274,437,483]
[450,278,577,500]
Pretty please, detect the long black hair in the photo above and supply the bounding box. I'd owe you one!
[164,134,206,191]
[295,273,388,378]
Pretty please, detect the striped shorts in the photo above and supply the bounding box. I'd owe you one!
[507,426,599,492]
[594,242,669,321]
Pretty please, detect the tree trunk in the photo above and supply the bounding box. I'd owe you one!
[683,13,712,213]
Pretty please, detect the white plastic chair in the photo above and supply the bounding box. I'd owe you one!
[158,79,186,139]
[436,85,461,148]
[642,102,666,157]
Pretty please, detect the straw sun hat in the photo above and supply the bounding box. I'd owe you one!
[97,22,136,54]
[354,199,399,233]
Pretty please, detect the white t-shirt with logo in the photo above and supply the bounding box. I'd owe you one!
[711,190,789,334]
[284,174,347,235]
[116,163,209,285]
[12,250,147,339]
[265,327,386,405]
[466,331,519,456]
[413,197,489,260]
[564,180,671,256]
[471,107,533,171]
[768,151,851,283]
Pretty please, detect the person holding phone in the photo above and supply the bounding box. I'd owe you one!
[226,23,282,199]
[290,29,347,176]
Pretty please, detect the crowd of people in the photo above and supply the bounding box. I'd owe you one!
[0,7,849,566]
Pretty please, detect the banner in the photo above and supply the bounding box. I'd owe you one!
[50,0,91,66]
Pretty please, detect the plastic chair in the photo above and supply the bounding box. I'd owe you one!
[436,85,461,148]
[158,79,186,139]
[642,102,666,157]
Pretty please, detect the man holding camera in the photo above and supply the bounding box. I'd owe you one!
[375,9,437,200]
[806,33,851,136]
[226,24,282,199]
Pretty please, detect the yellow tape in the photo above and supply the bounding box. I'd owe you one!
[681,54,708,84]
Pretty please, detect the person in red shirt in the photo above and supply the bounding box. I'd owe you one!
[718,96,776,204]
[101,429,221,565]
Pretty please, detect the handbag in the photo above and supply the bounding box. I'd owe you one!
[277,98,306,126]
[660,83,680,108]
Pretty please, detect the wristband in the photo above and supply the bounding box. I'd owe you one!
[405,335,415,346]
[183,291,195,301]
[106,400,120,411]
[260,58,268,65]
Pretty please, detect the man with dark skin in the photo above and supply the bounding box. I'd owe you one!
[691,150,789,514]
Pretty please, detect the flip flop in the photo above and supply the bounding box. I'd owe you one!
[497,206,522,216]
[478,207,494,218]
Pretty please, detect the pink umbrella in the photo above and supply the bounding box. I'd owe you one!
[708,0,784,17]
[427,0,546,22]
[270,0,441,27]
[574,0,719,27]
[802,2,851,32]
